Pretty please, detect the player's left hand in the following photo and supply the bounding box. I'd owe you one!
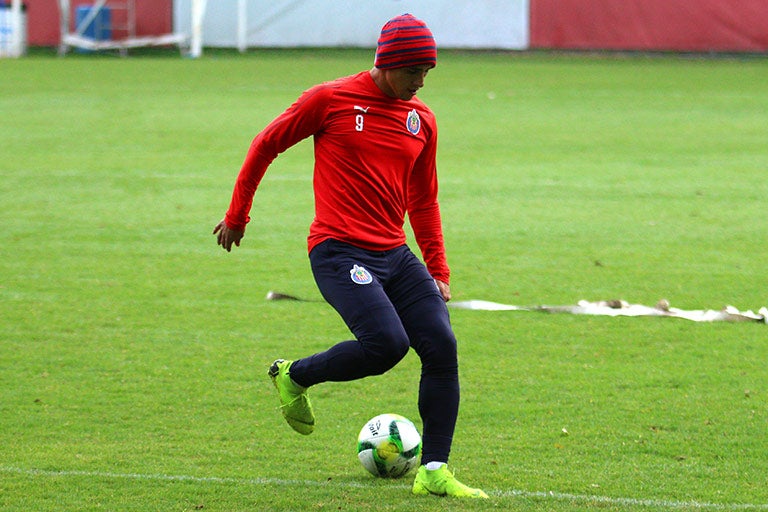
[436,280,451,302]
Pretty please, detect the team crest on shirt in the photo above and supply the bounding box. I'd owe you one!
[406,109,421,135]
[350,264,373,285]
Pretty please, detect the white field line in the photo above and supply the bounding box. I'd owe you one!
[2,465,767,510]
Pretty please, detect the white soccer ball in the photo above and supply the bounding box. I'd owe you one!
[357,413,422,478]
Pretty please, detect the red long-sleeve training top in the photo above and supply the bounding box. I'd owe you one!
[224,70,449,283]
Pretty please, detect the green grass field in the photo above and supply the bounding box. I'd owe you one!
[2,49,767,511]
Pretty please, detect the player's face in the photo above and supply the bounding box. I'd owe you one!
[382,65,432,100]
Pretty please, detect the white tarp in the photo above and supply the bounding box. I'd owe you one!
[266,291,767,324]
[449,298,768,324]
[174,0,529,50]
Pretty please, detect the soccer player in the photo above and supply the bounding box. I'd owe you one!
[213,13,487,499]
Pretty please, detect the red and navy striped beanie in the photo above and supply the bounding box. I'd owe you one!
[374,13,437,70]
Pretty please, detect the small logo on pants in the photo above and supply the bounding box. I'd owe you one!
[350,265,373,285]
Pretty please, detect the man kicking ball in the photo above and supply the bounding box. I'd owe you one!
[214,13,487,499]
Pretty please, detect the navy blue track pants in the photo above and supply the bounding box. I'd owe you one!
[289,239,460,465]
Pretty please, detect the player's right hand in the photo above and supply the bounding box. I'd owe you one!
[213,219,245,252]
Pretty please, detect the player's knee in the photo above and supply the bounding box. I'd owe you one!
[361,328,410,375]
[416,328,458,376]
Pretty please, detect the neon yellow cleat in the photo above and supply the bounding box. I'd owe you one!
[268,359,315,435]
[412,465,489,499]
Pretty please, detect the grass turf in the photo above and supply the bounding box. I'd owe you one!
[1,49,767,511]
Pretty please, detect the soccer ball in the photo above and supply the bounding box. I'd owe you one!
[357,413,421,478]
